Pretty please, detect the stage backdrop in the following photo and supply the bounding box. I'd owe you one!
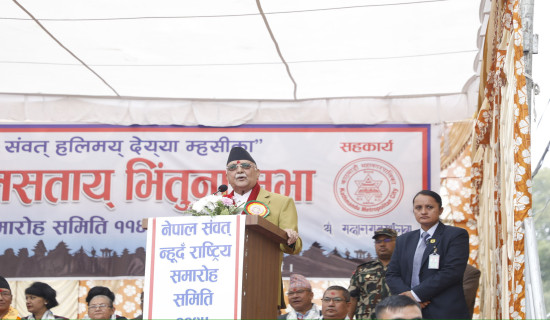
[0,124,439,278]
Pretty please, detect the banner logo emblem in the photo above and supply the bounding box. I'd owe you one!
[334,158,404,218]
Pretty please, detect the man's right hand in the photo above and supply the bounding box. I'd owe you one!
[399,291,430,308]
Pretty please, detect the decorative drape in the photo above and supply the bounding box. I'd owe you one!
[471,0,531,318]
[440,120,480,317]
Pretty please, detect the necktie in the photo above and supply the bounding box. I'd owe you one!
[411,231,429,288]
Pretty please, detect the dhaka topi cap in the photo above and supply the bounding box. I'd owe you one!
[86,286,115,304]
[25,282,59,309]
[227,146,256,164]
[288,274,311,292]
[372,228,398,239]
[0,276,10,291]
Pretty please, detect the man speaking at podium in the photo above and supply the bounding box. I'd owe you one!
[225,146,302,308]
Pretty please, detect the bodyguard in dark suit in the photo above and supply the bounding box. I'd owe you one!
[386,190,470,319]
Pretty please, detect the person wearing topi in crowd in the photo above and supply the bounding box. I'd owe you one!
[374,295,422,320]
[224,146,302,308]
[278,274,321,320]
[23,282,67,319]
[386,190,470,319]
[86,286,127,320]
[320,286,351,320]
[0,276,20,320]
[348,228,397,319]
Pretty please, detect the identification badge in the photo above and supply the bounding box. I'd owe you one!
[428,253,440,269]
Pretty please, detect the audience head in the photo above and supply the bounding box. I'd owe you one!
[372,228,397,262]
[286,274,314,314]
[86,286,117,320]
[0,276,13,317]
[88,295,116,320]
[86,286,116,304]
[375,295,422,320]
[25,282,59,315]
[321,285,350,320]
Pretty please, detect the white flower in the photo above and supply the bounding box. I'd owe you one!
[191,197,208,212]
[514,251,525,269]
[78,302,87,314]
[460,188,472,199]
[461,156,472,167]
[466,218,477,230]
[514,191,530,211]
[515,283,523,294]
[463,202,472,215]
[123,301,136,313]
[447,180,460,191]
[191,195,220,212]
[450,195,462,207]
[115,293,123,306]
[453,211,465,222]
[469,249,478,260]
[518,118,529,135]
[514,136,522,153]
[503,13,512,31]
[514,220,524,233]
[124,285,137,296]
[79,286,88,297]
[515,163,526,182]
[522,149,531,164]
[515,59,525,76]
[186,194,241,216]
[469,234,479,246]
[454,166,466,178]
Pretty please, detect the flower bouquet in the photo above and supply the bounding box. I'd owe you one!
[185,194,243,216]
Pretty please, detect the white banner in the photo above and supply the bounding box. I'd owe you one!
[0,124,438,277]
[144,215,245,320]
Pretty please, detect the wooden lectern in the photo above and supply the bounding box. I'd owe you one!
[142,215,287,319]
[242,215,287,319]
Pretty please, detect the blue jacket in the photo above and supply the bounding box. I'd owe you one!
[386,222,470,319]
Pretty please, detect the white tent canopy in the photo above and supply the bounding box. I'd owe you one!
[0,0,487,125]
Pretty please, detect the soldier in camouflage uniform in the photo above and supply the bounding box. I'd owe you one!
[347,228,397,320]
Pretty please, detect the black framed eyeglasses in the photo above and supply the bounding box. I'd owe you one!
[374,238,394,244]
[226,163,255,171]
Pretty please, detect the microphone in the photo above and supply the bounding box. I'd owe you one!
[213,184,228,195]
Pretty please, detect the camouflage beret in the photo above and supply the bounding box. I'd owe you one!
[372,228,398,239]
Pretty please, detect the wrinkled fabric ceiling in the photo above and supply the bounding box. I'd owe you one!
[0,0,488,125]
